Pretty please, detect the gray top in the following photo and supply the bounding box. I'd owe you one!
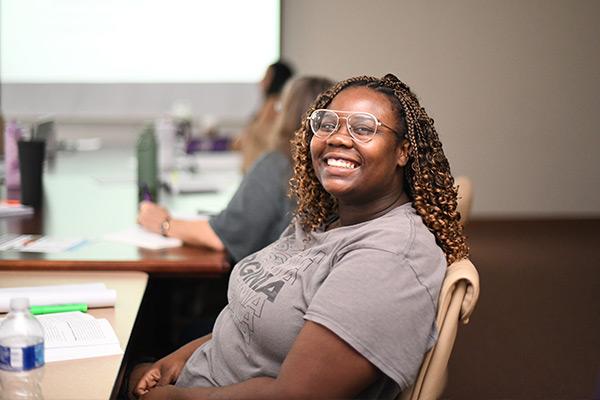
[209,151,295,262]
[178,203,446,399]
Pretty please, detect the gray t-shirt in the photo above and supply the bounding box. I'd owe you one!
[177,203,446,399]
[209,151,295,262]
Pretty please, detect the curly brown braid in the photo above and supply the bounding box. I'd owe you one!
[290,74,469,265]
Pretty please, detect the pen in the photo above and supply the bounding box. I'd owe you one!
[30,303,88,315]
[197,209,216,216]
[142,184,153,202]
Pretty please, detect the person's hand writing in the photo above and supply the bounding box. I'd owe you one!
[138,201,170,234]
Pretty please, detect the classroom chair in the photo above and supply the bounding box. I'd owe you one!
[455,176,474,226]
[399,258,480,400]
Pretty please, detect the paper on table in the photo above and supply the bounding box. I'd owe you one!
[104,226,182,250]
[0,283,116,313]
[20,236,86,253]
[170,211,211,221]
[0,234,28,251]
[0,282,106,294]
[0,234,85,253]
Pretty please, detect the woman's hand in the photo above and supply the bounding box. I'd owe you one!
[138,201,170,234]
[132,352,188,398]
[140,385,182,400]
[130,335,212,399]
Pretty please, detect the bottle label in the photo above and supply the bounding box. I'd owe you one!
[0,342,44,371]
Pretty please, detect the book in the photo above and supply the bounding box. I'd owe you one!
[0,311,122,362]
[41,312,122,362]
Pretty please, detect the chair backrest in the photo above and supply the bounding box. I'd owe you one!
[455,176,474,226]
[399,258,480,400]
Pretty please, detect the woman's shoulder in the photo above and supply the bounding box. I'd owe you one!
[249,150,291,171]
[330,204,443,263]
[328,206,445,295]
[258,150,291,167]
[244,151,292,182]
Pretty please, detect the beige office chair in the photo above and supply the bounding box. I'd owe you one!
[455,176,474,226]
[399,258,480,400]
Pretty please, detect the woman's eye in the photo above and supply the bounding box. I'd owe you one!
[320,122,337,132]
[353,126,375,136]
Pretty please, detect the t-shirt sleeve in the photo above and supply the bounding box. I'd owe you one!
[303,247,439,391]
[209,153,291,262]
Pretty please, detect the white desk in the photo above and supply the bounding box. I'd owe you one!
[0,270,148,400]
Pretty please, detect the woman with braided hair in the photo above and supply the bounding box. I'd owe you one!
[130,74,468,400]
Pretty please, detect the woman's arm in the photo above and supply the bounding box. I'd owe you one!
[141,322,379,400]
[137,201,224,251]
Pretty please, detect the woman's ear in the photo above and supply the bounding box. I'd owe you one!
[396,139,410,167]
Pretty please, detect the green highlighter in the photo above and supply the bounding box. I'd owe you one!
[30,303,88,315]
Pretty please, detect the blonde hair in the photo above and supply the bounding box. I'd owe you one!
[269,76,334,158]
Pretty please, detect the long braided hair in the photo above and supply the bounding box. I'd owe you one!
[290,74,468,265]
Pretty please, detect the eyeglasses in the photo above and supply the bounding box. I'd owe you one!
[308,109,399,143]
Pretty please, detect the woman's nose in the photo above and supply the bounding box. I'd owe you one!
[326,121,353,146]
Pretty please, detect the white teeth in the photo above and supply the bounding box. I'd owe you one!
[327,158,357,169]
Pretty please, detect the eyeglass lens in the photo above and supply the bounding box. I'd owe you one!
[310,110,378,142]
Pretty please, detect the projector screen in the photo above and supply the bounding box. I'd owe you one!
[1,0,280,83]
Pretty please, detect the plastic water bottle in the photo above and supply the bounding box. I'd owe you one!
[0,298,45,400]
[136,126,159,203]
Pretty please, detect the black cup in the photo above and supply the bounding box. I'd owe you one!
[18,140,46,208]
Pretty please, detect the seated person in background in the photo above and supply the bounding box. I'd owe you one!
[137,76,333,263]
[233,60,295,173]
[130,74,469,399]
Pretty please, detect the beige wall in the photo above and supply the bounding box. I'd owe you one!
[281,0,600,217]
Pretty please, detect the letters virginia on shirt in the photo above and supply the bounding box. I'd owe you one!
[228,238,326,344]
[239,261,284,302]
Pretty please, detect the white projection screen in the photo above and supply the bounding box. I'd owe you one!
[0,0,281,118]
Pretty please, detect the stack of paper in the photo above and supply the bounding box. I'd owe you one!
[0,282,117,313]
[0,234,85,253]
[104,226,182,250]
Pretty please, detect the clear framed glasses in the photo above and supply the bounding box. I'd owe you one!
[308,109,398,143]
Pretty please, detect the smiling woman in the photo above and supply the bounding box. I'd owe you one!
[292,74,469,265]
[308,87,410,219]
[130,74,468,400]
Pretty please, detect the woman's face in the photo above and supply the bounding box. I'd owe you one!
[310,86,409,206]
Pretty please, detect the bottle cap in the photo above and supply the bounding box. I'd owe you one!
[9,297,30,311]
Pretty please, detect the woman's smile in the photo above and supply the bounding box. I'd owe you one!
[321,151,361,174]
[310,86,406,207]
